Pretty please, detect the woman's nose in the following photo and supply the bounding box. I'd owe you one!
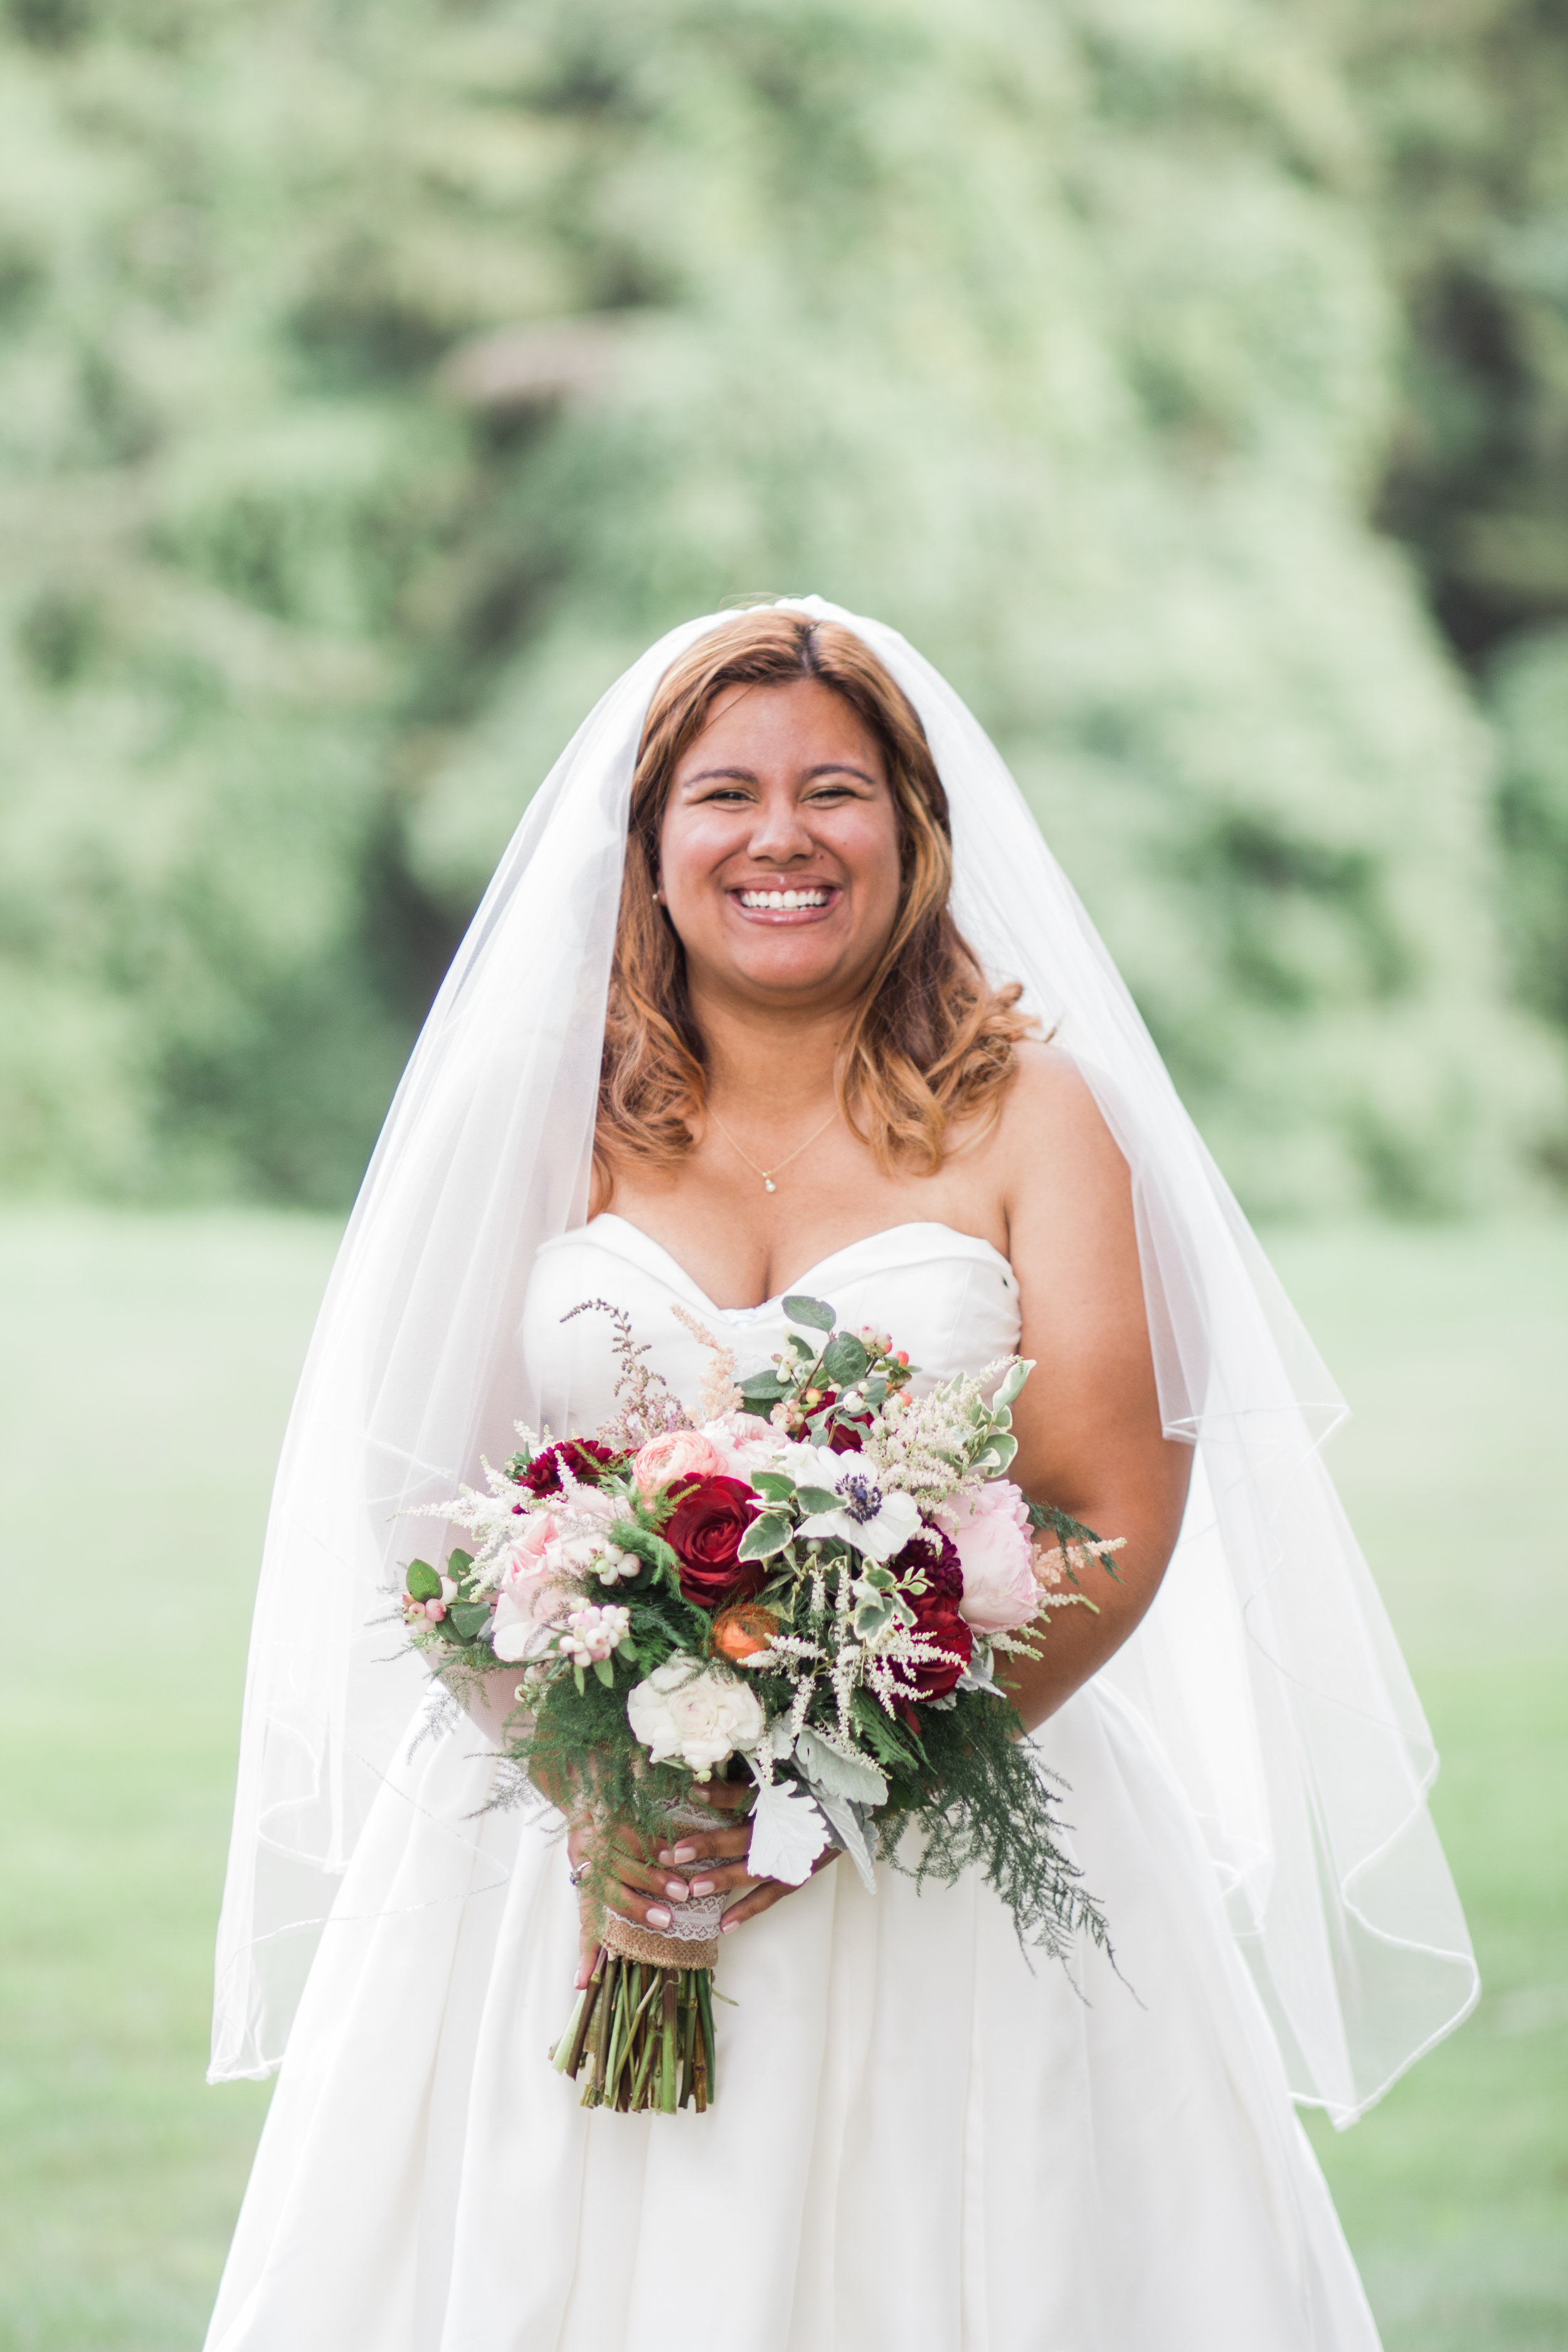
[746,791,815,862]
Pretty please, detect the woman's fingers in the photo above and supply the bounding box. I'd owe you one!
[655,1820,753,1867]
[678,1855,759,1897]
[575,1914,601,1990]
[718,1846,840,1934]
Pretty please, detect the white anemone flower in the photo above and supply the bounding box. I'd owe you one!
[795,1459,923,1562]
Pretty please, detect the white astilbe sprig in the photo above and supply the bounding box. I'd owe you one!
[670,1302,743,1421]
[416,1466,526,1589]
[860,1360,1019,1507]
[413,1443,627,1599]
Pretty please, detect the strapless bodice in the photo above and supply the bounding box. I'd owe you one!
[519,1212,1022,1433]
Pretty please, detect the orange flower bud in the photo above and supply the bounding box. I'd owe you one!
[711,1601,780,1662]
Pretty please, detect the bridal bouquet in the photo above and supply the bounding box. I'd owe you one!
[400,1292,1120,2115]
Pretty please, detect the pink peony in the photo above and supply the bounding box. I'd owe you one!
[631,1428,726,1496]
[942,1481,1041,1634]
[490,1515,574,1663]
[699,1411,780,1483]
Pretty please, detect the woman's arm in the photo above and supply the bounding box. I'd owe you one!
[993,1048,1192,1732]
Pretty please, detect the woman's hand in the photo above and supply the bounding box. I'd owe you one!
[568,1781,839,1986]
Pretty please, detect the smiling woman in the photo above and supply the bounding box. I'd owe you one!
[594,612,1030,1218]
[204,600,1475,2352]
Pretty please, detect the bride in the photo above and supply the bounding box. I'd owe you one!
[204,601,1476,2351]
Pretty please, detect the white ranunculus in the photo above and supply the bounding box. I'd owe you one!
[625,1654,765,1777]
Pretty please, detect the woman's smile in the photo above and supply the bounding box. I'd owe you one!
[728,879,842,924]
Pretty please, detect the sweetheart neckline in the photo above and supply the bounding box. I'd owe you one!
[577,1212,1014,1320]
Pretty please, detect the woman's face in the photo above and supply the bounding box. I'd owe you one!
[657,678,903,1014]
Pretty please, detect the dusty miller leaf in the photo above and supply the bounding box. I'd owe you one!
[811,1788,878,1892]
[795,1725,888,1805]
[747,1777,832,1883]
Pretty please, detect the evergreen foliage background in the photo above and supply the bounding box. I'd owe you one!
[3,0,1565,1211]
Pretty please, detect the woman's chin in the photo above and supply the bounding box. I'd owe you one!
[715,943,866,1004]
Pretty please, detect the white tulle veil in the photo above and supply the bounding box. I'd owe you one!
[209,597,1476,2122]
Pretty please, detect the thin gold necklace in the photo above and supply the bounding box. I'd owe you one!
[707,1101,840,1193]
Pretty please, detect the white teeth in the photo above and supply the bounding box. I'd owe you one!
[738,887,830,910]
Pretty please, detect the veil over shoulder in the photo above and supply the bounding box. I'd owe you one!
[209,598,1476,2123]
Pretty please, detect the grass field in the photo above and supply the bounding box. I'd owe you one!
[0,1209,1563,2350]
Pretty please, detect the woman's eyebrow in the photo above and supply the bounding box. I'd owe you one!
[679,761,879,787]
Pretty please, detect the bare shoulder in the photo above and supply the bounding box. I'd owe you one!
[994,1042,1126,1183]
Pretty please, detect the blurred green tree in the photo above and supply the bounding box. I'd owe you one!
[0,0,1558,1209]
[1347,0,1568,1143]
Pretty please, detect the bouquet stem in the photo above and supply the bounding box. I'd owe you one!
[551,1947,716,2113]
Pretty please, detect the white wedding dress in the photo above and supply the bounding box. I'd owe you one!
[206,1216,1382,2352]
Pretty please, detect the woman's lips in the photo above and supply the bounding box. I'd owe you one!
[727,884,841,924]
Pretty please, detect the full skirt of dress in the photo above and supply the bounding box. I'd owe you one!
[205,1678,1381,2352]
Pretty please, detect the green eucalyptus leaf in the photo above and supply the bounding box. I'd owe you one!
[448,1601,493,1641]
[593,1656,615,1687]
[404,1559,442,1602]
[782,1293,836,1332]
[822,1332,869,1384]
[739,1369,788,1400]
[447,1549,474,1578]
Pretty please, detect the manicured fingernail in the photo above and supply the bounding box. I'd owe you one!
[672,1843,697,1862]
[647,1904,672,1928]
[664,1880,689,1900]
[721,1914,739,1932]
[689,1878,715,1897]
[657,1849,674,1865]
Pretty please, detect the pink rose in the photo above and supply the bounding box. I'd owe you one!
[941,1481,1041,1634]
[631,1428,725,1496]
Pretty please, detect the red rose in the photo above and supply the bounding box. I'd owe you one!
[663,1475,764,1611]
[518,1439,620,1496]
[886,1528,972,1707]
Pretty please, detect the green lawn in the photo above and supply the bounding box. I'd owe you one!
[0,1210,1563,2350]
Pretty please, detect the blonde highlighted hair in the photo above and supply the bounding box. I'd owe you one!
[593,608,1031,1208]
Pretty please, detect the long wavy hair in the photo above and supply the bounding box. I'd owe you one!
[591,608,1032,1209]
